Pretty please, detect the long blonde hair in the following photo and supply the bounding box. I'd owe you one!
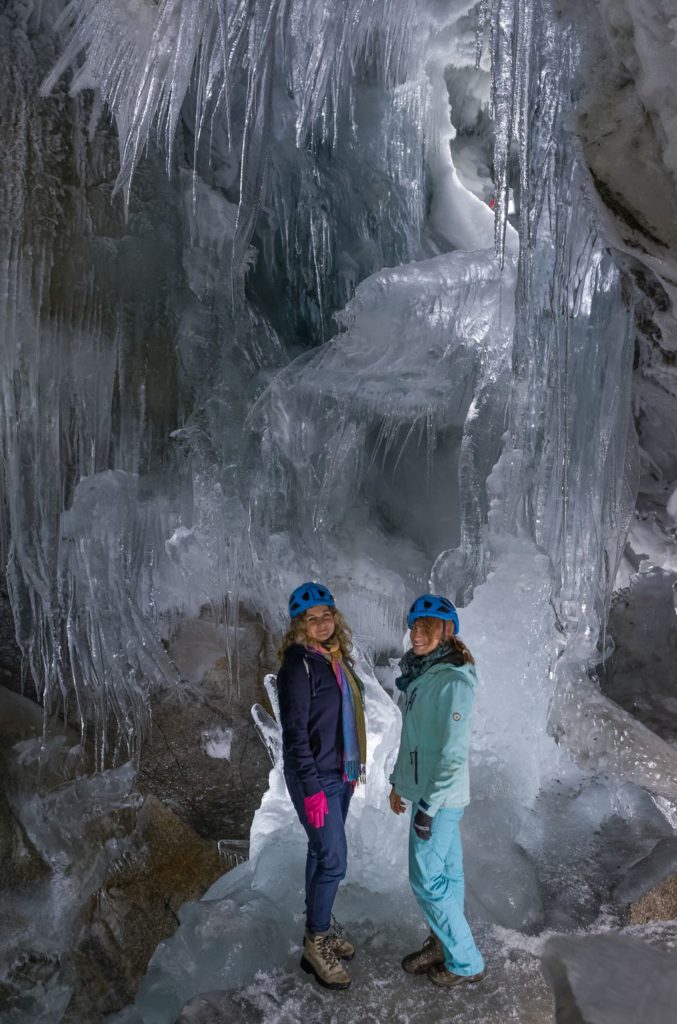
[278,607,354,664]
[414,616,475,665]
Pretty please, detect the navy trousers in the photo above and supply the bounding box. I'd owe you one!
[285,769,353,935]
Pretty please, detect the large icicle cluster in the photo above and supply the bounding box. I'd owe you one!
[1,3,185,762]
[42,0,425,289]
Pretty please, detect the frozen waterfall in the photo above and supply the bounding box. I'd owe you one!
[2,0,677,1021]
[2,0,654,777]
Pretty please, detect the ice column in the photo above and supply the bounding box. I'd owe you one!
[487,0,637,651]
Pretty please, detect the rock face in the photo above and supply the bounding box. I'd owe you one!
[65,794,226,1023]
[571,0,677,622]
[576,0,677,266]
[601,569,677,746]
[542,932,677,1024]
[0,629,273,1024]
[140,611,274,843]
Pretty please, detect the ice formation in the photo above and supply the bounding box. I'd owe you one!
[4,0,653,769]
[3,0,677,1018]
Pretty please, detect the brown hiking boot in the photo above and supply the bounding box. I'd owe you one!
[427,962,486,988]
[300,932,352,990]
[401,933,445,975]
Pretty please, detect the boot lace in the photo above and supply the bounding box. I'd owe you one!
[317,935,341,967]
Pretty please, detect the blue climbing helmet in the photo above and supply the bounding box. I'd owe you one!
[288,581,336,619]
[407,593,459,634]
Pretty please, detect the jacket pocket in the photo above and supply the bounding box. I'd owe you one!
[410,749,419,785]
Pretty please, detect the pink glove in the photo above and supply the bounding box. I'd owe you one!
[304,791,329,829]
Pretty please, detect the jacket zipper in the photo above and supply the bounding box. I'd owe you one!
[303,657,316,696]
[410,749,419,785]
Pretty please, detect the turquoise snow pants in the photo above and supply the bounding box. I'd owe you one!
[409,806,485,976]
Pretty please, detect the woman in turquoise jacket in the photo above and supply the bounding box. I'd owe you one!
[389,593,485,989]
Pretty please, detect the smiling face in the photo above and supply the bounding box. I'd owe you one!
[410,616,453,656]
[303,604,336,645]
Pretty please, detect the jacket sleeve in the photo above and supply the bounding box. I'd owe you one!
[276,651,322,797]
[389,714,406,789]
[389,748,403,789]
[418,674,474,817]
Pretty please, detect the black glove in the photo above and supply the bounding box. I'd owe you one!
[413,808,433,841]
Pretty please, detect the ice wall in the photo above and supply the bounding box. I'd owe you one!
[1,3,184,762]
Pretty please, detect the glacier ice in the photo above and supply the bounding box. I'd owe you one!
[2,0,677,1018]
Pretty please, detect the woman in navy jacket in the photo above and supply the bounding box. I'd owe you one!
[276,581,366,991]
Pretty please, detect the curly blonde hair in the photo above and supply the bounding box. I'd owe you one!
[277,607,354,664]
[413,616,475,665]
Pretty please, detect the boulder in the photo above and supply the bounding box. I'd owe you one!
[613,837,677,907]
[542,932,677,1024]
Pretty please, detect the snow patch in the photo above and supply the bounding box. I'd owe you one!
[202,728,233,761]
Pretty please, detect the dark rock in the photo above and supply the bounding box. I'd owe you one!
[600,569,677,746]
[542,933,677,1024]
[613,838,677,905]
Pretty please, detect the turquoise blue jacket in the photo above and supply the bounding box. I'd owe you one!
[389,660,477,815]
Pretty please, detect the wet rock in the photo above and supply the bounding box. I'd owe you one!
[601,569,677,746]
[0,582,25,692]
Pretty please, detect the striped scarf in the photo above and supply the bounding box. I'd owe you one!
[313,639,367,784]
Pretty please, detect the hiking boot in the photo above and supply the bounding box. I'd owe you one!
[300,932,352,990]
[401,933,445,975]
[427,962,486,988]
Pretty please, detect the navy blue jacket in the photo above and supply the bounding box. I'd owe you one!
[277,643,343,797]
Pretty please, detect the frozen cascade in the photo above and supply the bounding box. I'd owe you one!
[3,0,677,1020]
